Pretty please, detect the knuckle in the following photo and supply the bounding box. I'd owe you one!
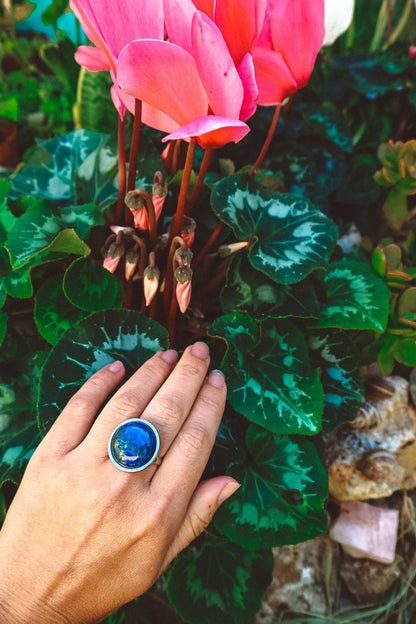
[155,395,184,422]
[177,425,209,454]
[65,394,91,414]
[86,374,109,393]
[112,390,140,418]
[198,390,224,413]
[180,361,205,378]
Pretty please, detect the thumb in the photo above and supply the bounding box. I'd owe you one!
[161,476,240,569]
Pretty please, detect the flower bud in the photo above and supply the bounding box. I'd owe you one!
[180,216,196,248]
[174,247,193,267]
[218,241,249,258]
[143,265,160,307]
[110,225,135,237]
[125,248,140,281]
[152,171,168,221]
[103,242,124,273]
[175,266,193,313]
[125,190,148,230]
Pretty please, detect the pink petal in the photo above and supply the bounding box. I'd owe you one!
[192,0,214,19]
[253,46,298,105]
[70,0,164,59]
[214,0,267,65]
[111,84,127,120]
[74,45,111,71]
[266,0,325,88]
[163,115,250,149]
[191,12,243,119]
[176,281,192,313]
[237,53,258,121]
[163,0,197,53]
[152,195,166,220]
[117,40,208,127]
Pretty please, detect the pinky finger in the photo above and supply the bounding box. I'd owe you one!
[40,360,125,456]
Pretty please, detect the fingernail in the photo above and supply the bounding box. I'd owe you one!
[207,369,226,388]
[108,360,124,373]
[160,349,178,365]
[217,480,241,506]
[191,341,210,359]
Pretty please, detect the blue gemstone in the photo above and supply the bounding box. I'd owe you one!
[109,420,158,470]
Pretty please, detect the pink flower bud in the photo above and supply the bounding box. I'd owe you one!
[131,207,149,230]
[180,216,196,248]
[175,265,193,314]
[152,172,168,222]
[103,242,124,274]
[152,195,166,221]
[143,266,160,307]
[125,248,140,281]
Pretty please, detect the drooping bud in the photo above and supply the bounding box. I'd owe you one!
[174,247,193,267]
[143,265,160,307]
[125,190,148,230]
[152,171,168,221]
[103,241,124,273]
[217,241,249,258]
[175,265,193,314]
[125,247,140,281]
[180,216,196,248]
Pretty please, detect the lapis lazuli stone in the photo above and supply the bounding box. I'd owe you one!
[109,420,158,471]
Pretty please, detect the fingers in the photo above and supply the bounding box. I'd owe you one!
[82,350,178,458]
[40,361,126,456]
[152,369,227,499]
[160,477,240,571]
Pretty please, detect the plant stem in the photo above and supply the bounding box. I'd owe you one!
[187,147,212,214]
[386,0,393,45]
[250,104,281,176]
[172,140,196,238]
[127,99,142,192]
[167,286,179,346]
[193,221,224,267]
[115,116,126,223]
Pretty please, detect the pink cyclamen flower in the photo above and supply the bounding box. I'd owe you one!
[69,0,165,120]
[253,0,325,106]
[176,280,192,314]
[116,0,258,148]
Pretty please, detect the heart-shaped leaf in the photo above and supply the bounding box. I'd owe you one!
[221,253,320,319]
[5,198,100,268]
[308,330,365,432]
[316,261,390,331]
[213,425,328,548]
[209,314,323,435]
[211,173,338,284]
[166,534,273,624]
[38,310,169,435]
[63,256,124,311]
[2,249,69,299]
[34,275,89,345]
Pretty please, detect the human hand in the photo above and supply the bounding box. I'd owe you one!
[0,342,239,624]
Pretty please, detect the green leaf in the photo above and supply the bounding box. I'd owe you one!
[211,174,338,284]
[316,262,391,332]
[2,249,68,299]
[34,275,89,345]
[9,130,119,212]
[0,311,7,348]
[214,425,328,548]
[39,38,79,95]
[209,314,323,435]
[394,338,416,366]
[5,198,99,268]
[74,67,118,134]
[221,253,320,319]
[0,277,6,310]
[38,310,169,435]
[298,102,353,153]
[166,535,273,624]
[0,179,17,244]
[63,256,124,312]
[0,352,47,486]
[308,330,365,432]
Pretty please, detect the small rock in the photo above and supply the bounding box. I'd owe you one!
[340,554,402,604]
[329,501,399,564]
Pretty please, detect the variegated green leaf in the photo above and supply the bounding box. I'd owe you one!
[167,534,273,624]
[2,250,68,299]
[209,314,323,435]
[5,198,99,268]
[211,173,338,284]
[214,425,328,548]
[38,310,169,435]
[308,330,364,432]
[221,253,320,319]
[316,261,390,331]
[63,256,124,312]
[0,179,17,244]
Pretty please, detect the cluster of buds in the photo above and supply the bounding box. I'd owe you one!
[102,226,142,281]
[174,246,193,314]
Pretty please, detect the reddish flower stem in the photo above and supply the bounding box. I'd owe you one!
[172,140,197,238]
[167,287,179,346]
[127,99,142,192]
[250,104,281,176]
[187,147,212,214]
[115,116,126,223]
[193,221,224,268]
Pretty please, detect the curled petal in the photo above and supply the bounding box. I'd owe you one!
[237,53,258,121]
[214,0,267,65]
[75,46,111,71]
[176,280,192,314]
[152,195,166,221]
[130,207,149,231]
[117,39,208,127]
[163,115,250,149]
[163,0,197,53]
[191,11,243,119]
[111,84,127,120]
[253,47,298,106]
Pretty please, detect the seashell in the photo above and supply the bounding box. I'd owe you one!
[349,402,381,430]
[357,448,396,482]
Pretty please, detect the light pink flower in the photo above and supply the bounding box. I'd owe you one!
[253,0,325,106]
[176,280,192,314]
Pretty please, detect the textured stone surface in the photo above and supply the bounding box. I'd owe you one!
[325,376,416,500]
[253,536,340,623]
[329,501,399,564]
[340,553,402,603]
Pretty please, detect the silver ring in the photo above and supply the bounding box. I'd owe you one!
[108,418,162,472]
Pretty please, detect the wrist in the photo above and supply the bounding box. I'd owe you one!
[0,585,71,624]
